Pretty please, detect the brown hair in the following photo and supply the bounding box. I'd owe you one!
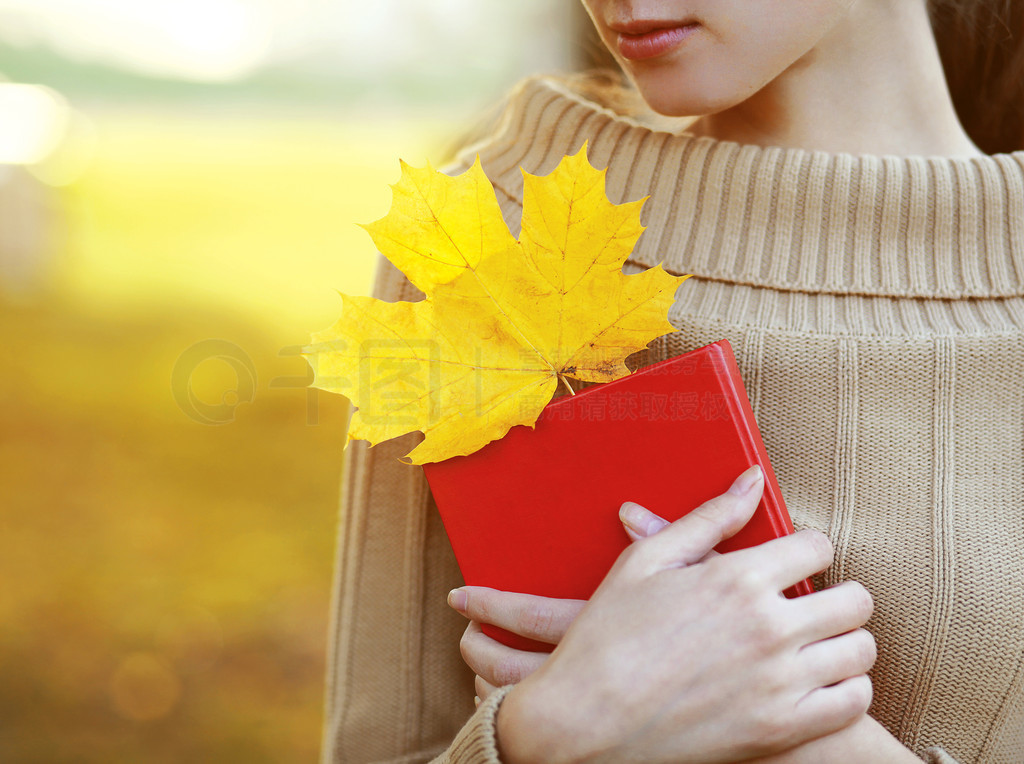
[930,0,1024,153]
[570,1,1024,153]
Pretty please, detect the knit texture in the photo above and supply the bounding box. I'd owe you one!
[320,76,1024,764]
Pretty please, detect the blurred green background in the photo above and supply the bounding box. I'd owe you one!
[0,2,588,760]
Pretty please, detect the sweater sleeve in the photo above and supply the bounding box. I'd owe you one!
[319,253,509,764]
[921,748,961,763]
[429,686,514,764]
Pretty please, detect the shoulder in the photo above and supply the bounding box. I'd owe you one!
[451,71,657,164]
[452,71,639,156]
[445,73,688,223]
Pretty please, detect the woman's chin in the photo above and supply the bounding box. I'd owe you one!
[629,83,743,121]
[615,62,748,117]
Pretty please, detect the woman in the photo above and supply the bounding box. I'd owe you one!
[321,1,1024,762]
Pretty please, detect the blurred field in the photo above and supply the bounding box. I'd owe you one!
[0,110,460,761]
[57,110,465,340]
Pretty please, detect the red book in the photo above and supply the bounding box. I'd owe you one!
[422,339,813,652]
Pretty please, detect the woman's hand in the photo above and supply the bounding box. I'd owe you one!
[493,466,877,764]
[449,496,671,703]
[448,588,585,703]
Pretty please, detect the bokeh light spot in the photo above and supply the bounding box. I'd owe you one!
[108,652,182,722]
[0,84,70,165]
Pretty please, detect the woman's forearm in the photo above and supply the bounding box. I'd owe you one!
[750,715,922,764]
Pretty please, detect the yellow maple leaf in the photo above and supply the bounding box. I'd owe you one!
[303,145,689,464]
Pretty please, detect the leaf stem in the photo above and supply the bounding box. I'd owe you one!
[559,374,575,396]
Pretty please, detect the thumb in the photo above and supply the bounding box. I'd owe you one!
[621,503,725,560]
[619,502,670,541]
[626,464,763,572]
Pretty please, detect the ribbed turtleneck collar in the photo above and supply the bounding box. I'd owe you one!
[459,76,1024,300]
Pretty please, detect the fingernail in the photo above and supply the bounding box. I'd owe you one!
[474,695,481,708]
[447,588,467,613]
[729,465,763,496]
[619,501,649,535]
[620,501,669,537]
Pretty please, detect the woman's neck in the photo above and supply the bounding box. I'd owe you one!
[687,0,983,158]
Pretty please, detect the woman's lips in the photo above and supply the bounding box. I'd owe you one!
[615,23,700,61]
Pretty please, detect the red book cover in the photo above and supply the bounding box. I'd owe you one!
[422,339,813,652]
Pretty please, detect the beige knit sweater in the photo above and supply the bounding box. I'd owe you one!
[320,76,1024,764]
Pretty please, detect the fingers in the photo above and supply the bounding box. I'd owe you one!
[797,628,877,689]
[791,674,873,741]
[620,501,670,541]
[459,620,548,688]
[475,674,499,702]
[789,580,874,643]
[621,502,722,559]
[622,464,764,572]
[448,586,585,645]
[718,527,835,593]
